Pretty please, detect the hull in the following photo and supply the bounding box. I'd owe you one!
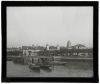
[29,64,40,72]
[40,65,51,68]
[40,67,52,72]
[53,62,67,65]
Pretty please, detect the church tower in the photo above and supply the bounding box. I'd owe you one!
[67,40,71,49]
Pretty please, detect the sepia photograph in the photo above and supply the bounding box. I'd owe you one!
[2,1,98,83]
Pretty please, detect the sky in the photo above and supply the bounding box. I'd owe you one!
[7,7,93,48]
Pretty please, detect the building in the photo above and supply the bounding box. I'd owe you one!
[46,44,49,50]
[7,47,21,52]
[22,46,44,56]
[73,44,86,49]
[7,47,23,56]
[46,44,60,51]
[67,40,72,49]
[57,45,60,50]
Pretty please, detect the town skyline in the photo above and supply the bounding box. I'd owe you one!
[7,41,93,49]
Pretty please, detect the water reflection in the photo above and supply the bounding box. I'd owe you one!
[30,69,40,73]
[40,67,52,72]
[7,61,93,77]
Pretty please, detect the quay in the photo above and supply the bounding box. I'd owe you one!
[7,55,93,64]
[7,54,93,73]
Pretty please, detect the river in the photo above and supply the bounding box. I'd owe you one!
[7,60,93,77]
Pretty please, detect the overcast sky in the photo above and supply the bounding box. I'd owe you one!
[7,7,93,48]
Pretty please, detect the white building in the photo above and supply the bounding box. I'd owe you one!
[23,49,40,56]
[46,44,60,51]
[22,46,41,56]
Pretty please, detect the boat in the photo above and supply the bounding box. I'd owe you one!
[29,64,40,69]
[28,56,67,72]
[52,61,67,65]
[40,66,52,72]
[29,63,40,73]
[28,56,54,71]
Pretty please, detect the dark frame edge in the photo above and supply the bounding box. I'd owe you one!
[1,1,6,82]
[1,1,99,83]
[93,1,99,83]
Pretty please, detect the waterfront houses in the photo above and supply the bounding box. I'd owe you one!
[7,41,93,64]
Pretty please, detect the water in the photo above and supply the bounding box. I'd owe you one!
[7,61,93,77]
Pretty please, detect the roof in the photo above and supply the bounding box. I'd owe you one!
[73,44,85,47]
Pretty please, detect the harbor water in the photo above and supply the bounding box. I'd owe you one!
[7,60,93,77]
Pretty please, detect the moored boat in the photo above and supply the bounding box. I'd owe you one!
[40,66,52,72]
[52,61,67,65]
[29,63,40,73]
[28,56,54,71]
